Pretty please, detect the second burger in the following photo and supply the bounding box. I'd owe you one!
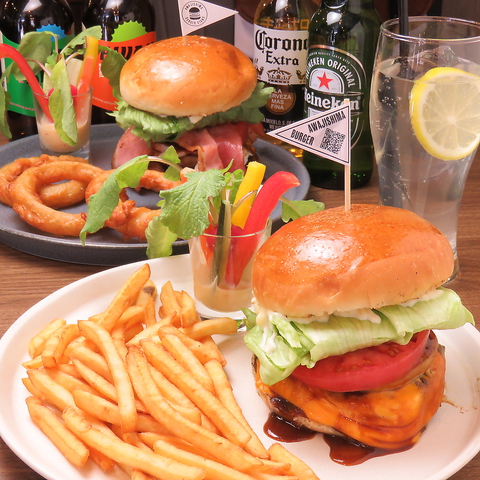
[104,35,273,171]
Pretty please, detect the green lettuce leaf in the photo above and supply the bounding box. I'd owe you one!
[102,57,273,143]
[100,47,126,102]
[245,287,474,386]
[0,88,11,139]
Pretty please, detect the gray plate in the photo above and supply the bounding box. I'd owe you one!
[0,124,310,266]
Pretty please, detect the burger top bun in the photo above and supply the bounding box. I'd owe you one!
[252,204,454,317]
[119,36,258,117]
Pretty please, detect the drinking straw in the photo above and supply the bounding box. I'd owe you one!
[398,0,410,77]
[398,0,409,37]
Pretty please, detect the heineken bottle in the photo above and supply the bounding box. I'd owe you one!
[303,0,380,189]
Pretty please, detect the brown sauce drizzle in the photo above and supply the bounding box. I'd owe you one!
[263,412,413,465]
[264,412,316,442]
[323,434,413,466]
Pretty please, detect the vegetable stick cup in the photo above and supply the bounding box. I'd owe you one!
[188,220,271,319]
[33,88,93,159]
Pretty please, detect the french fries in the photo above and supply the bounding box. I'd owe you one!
[21,264,320,480]
[26,396,89,468]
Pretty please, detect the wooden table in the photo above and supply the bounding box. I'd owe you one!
[1,148,479,479]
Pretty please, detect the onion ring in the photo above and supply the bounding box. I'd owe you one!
[115,207,162,241]
[10,161,104,237]
[85,169,180,240]
[0,154,90,208]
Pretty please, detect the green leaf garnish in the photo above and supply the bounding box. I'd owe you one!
[61,26,101,57]
[49,58,77,145]
[0,88,11,139]
[100,47,127,102]
[281,199,325,222]
[80,155,151,243]
[145,216,178,258]
[159,168,227,240]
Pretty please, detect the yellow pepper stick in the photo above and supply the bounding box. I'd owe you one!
[77,35,99,95]
[231,161,266,228]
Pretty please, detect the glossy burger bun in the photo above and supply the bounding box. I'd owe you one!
[252,204,454,317]
[119,35,258,117]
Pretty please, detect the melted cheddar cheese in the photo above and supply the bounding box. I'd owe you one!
[255,349,446,450]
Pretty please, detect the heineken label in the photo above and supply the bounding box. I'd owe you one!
[305,45,366,145]
[253,26,309,86]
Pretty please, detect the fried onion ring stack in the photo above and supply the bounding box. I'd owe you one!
[0,155,179,240]
[0,154,90,208]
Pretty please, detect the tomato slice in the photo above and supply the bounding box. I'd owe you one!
[291,330,431,392]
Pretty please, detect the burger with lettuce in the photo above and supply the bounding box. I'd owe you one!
[103,35,272,171]
[244,204,473,450]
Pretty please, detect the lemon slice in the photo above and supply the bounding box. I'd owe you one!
[409,66,480,161]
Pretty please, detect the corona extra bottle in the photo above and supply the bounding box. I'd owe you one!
[253,0,317,157]
[0,0,74,140]
[303,0,380,189]
[82,0,156,124]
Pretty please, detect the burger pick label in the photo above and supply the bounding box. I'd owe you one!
[268,102,351,167]
[178,0,237,36]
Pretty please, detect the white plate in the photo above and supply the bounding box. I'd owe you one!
[1,255,480,480]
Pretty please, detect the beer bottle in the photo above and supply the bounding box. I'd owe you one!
[253,0,317,157]
[82,0,156,124]
[303,0,380,189]
[0,0,74,140]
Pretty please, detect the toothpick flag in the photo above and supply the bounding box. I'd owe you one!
[268,101,352,211]
[178,0,238,36]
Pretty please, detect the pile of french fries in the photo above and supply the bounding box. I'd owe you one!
[21,263,319,480]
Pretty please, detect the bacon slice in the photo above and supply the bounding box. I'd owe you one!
[176,128,224,170]
[112,127,150,169]
[208,123,249,171]
[111,122,262,172]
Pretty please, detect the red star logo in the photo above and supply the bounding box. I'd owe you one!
[318,72,333,89]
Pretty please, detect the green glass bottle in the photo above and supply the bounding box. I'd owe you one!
[303,0,380,189]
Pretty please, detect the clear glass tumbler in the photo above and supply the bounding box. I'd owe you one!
[188,221,271,319]
[370,16,480,280]
[32,88,93,159]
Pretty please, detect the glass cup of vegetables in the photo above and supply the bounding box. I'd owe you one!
[188,219,272,318]
[186,162,299,319]
[0,29,101,159]
[33,86,93,159]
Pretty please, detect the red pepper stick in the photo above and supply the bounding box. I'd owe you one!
[226,171,300,286]
[0,43,52,122]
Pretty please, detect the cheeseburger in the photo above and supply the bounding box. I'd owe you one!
[109,35,272,171]
[244,204,473,450]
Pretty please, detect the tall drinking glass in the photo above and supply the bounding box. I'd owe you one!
[370,17,480,280]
